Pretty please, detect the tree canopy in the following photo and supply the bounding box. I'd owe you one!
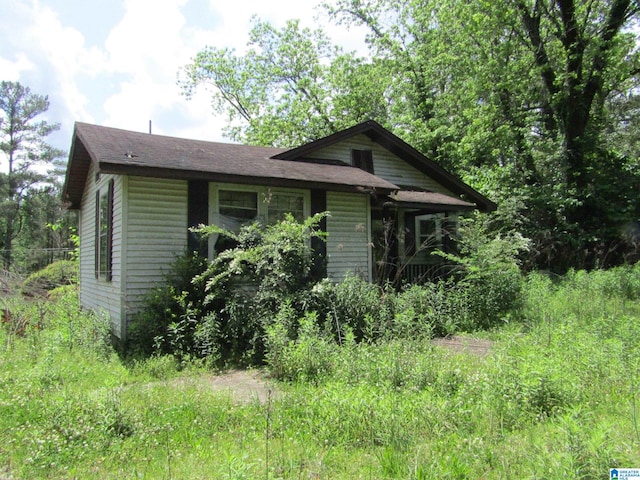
[180,0,640,271]
[0,81,67,271]
[179,17,391,146]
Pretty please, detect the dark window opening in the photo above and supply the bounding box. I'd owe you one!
[351,149,374,174]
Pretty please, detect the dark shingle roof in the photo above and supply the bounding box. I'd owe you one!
[63,121,497,214]
[63,122,399,208]
[389,191,476,210]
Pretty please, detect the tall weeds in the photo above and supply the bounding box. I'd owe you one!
[2,264,639,478]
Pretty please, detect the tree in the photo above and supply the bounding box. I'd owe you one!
[182,1,640,270]
[179,17,391,146]
[327,0,640,270]
[0,81,64,270]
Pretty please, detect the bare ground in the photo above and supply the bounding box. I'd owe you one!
[166,369,280,404]
[432,335,493,357]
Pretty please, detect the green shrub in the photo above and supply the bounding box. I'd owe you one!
[192,212,329,364]
[126,252,210,359]
[129,214,328,365]
[311,275,394,342]
[265,308,335,383]
[21,260,78,296]
[437,215,528,330]
[394,282,460,338]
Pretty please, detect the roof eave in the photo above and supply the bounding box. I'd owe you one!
[62,125,94,210]
[98,161,398,195]
[387,201,478,212]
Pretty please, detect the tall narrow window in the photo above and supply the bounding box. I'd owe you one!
[415,214,442,251]
[351,149,374,174]
[95,179,114,281]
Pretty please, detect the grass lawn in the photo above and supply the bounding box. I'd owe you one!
[1,270,640,479]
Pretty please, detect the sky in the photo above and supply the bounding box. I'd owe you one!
[0,0,369,157]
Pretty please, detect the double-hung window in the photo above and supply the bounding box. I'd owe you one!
[219,190,258,222]
[95,179,114,281]
[266,193,304,223]
[213,187,308,254]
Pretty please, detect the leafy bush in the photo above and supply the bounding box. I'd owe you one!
[437,215,529,330]
[265,308,335,383]
[191,212,329,365]
[394,282,461,338]
[128,214,328,365]
[310,275,394,343]
[126,252,210,359]
[21,260,78,296]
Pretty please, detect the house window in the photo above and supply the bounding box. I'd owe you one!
[351,149,374,174]
[95,179,114,281]
[266,193,304,223]
[219,190,258,221]
[415,214,443,251]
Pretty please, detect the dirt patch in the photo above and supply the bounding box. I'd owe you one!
[168,369,279,404]
[432,336,493,357]
[206,369,278,403]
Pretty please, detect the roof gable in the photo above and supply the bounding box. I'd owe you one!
[273,120,496,212]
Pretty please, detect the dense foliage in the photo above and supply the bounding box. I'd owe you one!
[0,80,73,273]
[21,259,78,297]
[1,263,639,478]
[181,0,640,271]
[128,214,527,365]
[127,213,329,365]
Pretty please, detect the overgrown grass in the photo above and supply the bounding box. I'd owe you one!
[2,265,640,478]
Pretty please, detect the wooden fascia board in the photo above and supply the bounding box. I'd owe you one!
[62,131,94,210]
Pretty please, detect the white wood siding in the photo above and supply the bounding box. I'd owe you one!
[78,165,124,336]
[123,176,188,324]
[326,191,371,281]
[307,134,454,195]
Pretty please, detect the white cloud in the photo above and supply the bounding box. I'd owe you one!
[102,0,209,134]
[1,0,371,151]
[0,54,34,81]
[25,4,101,123]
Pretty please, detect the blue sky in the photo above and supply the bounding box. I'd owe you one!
[0,0,368,157]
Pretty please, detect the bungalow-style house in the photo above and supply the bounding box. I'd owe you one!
[62,120,495,338]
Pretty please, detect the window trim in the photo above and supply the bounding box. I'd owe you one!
[95,179,114,281]
[209,183,310,256]
[415,213,443,250]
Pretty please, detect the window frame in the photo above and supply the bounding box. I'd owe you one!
[415,213,443,251]
[95,179,114,281]
[209,184,310,256]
